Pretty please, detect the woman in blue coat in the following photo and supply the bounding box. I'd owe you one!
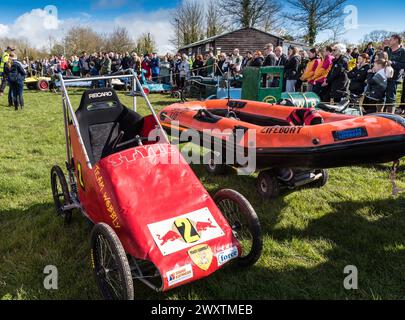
[5,53,26,110]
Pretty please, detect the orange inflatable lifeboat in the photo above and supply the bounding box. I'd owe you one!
[159,99,405,198]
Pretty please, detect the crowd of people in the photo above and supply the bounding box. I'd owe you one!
[0,33,404,112]
[239,36,405,113]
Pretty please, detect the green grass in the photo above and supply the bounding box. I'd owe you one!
[0,88,405,300]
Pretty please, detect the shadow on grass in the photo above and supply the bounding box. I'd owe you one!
[264,196,405,299]
[2,191,405,299]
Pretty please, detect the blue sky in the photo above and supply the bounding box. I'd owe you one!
[0,0,404,53]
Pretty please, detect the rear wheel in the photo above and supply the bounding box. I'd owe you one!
[310,169,329,188]
[257,170,280,199]
[50,165,72,224]
[37,79,49,91]
[90,223,134,300]
[214,189,262,267]
[26,83,36,90]
[203,151,227,175]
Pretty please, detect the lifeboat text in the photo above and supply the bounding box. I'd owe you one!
[261,127,303,134]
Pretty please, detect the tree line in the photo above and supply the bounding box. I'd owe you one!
[1,0,404,60]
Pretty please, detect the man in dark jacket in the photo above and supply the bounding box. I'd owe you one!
[263,43,277,66]
[275,46,288,66]
[385,34,405,113]
[284,47,301,92]
[79,52,90,76]
[323,43,350,102]
[110,52,122,73]
[122,52,134,70]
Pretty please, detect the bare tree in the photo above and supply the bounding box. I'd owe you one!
[285,0,347,46]
[105,27,135,53]
[135,33,156,55]
[171,0,205,48]
[63,26,104,55]
[219,0,281,30]
[362,30,395,44]
[206,0,227,38]
[0,36,47,60]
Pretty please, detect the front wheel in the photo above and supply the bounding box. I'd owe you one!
[90,223,134,300]
[214,189,262,267]
[50,165,72,224]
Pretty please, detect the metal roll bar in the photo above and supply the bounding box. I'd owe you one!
[58,69,170,171]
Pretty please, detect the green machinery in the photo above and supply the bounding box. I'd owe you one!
[241,66,320,108]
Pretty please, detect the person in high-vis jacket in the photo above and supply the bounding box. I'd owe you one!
[0,46,15,96]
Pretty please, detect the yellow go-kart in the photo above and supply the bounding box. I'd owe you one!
[25,76,52,91]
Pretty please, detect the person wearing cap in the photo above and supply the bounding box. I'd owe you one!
[4,52,26,110]
[0,46,15,96]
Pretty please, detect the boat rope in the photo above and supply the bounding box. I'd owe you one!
[390,160,405,196]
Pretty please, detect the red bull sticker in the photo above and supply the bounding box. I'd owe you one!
[148,207,224,256]
[166,264,193,287]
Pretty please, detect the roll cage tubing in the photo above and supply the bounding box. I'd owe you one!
[58,69,170,172]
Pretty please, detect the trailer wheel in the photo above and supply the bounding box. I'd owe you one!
[90,223,134,300]
[37,79,49,91]
[310,169,329,188]
[214,189,262,267]
[257,171,280,199]
[203,151,227,175]
[50,165,72,224]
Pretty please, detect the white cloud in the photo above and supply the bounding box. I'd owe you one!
[114,9,175,54]
[0,7,175,54]
[0,24,10,37]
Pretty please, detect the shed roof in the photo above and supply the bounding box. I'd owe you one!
[179,27,284,50]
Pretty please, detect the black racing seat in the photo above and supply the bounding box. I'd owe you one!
[76,88,144,165]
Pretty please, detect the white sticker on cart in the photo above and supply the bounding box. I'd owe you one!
[148,207,225,256]
[217,246,239,266]
[167,264,193,287]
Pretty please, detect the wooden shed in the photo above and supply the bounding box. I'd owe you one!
[179,27,284,56]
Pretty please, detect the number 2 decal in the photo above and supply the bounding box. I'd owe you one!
[174,218,200,243]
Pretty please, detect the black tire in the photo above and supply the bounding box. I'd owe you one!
[257,171,280,199]
[203,151,227,175]
[26,83,36,90]
[50,165,72,224]
[214,189,262,267]
[310,169,329,188]
[90,223,134,300]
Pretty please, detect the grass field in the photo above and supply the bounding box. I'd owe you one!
[0,88,405,300]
